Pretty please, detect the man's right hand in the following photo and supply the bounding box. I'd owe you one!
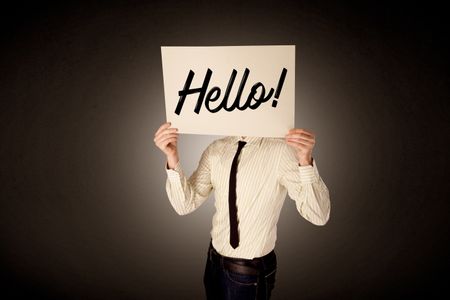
[154,122,179,169]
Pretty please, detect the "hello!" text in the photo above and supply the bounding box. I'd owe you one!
[174,68,288,115]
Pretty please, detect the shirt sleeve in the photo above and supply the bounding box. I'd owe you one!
[164,143,214,215]
[277,144,331,225]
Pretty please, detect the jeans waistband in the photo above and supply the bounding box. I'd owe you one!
[208,240,276,271]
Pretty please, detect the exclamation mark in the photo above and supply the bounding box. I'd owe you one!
[272,68,287,108]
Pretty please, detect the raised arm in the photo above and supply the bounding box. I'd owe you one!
[154,122,213,215]
[279,129,331,225]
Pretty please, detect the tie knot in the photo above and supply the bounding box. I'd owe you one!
[238,140,247,149]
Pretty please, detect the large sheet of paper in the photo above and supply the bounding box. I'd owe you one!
[161,45,295,137]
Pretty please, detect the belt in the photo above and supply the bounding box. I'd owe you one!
[208,241,276,276]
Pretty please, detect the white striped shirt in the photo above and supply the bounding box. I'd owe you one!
[165,135,331,259]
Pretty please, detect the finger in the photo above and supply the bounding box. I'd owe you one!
[155,135,178,147]
[155,129,178,141]
[155,122,172,137]
[286,140,314,149]
[160,137,178,148]
[286,137,314,145]
[156,127,178,139]
[288,129,314,138]
[288,128,315,137]
[286,142,312,150]
[155,133,178,144]
[286,140,313,149]
[285,133,315,141]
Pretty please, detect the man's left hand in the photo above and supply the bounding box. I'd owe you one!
[285,128,315,166]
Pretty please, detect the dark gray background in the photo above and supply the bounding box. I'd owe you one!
[1,1,449,299]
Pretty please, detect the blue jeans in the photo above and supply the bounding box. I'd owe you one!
[203,241,277,300]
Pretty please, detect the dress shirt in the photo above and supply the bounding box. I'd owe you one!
[165,136,331,259]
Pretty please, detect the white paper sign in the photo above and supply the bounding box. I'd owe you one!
[161,45,295,137]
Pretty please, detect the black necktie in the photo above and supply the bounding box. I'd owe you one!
[229,140,247,249]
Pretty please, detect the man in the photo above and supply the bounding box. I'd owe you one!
[154,121,330,299]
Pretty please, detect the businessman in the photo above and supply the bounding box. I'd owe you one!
[154,121,330,300]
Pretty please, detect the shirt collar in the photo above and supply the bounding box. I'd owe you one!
[229,136,264,147]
